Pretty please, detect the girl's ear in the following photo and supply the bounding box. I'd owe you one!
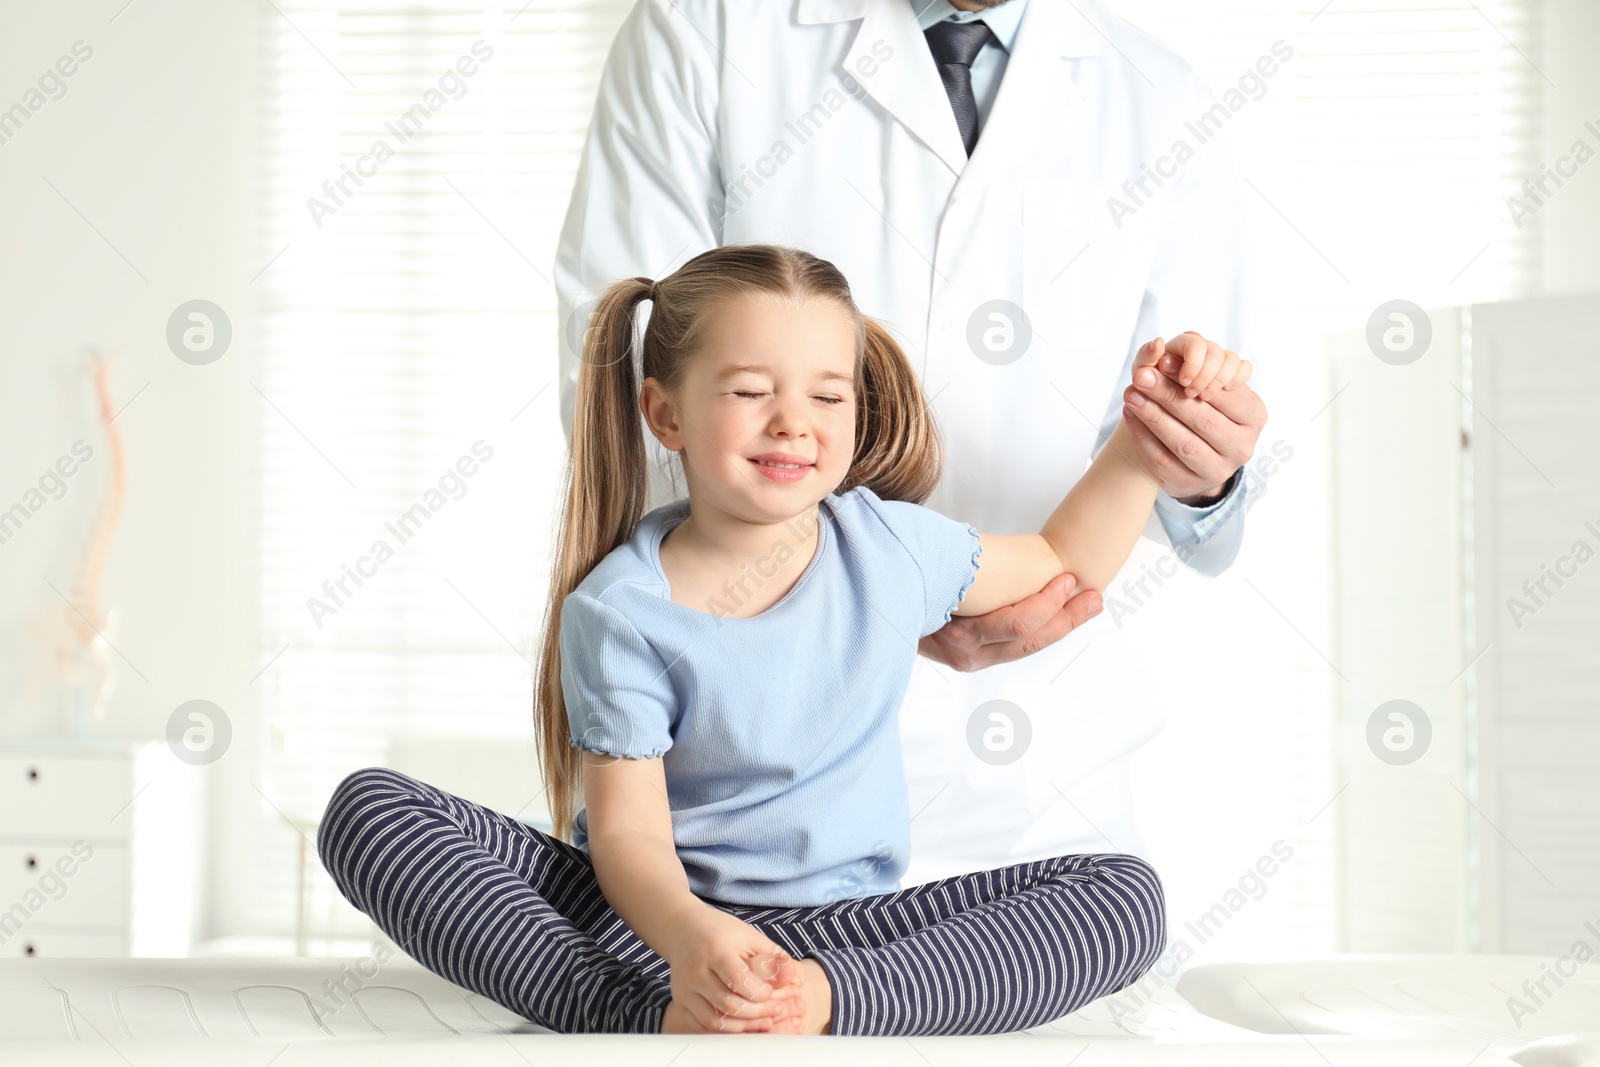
[639,376,685,452]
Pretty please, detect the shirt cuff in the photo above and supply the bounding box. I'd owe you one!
[1153,467,1248,574]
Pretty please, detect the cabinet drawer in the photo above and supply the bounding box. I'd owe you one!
[0,752,132,839]
[0,844,129,929]
[0,930,129,957]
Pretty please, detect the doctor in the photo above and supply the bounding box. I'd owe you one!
[554,0,1268,883]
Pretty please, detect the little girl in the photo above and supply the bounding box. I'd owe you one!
[317,244,1251,1037]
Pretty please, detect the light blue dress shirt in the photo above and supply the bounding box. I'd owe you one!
[911,0,1247,564]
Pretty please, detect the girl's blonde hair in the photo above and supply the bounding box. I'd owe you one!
[536,243,943,840]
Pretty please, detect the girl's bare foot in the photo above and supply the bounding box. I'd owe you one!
[660,999,698,1033]
[658,992,793,1034]
[779,958,833,1035]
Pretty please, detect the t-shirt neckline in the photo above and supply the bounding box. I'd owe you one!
[649,498,833,622]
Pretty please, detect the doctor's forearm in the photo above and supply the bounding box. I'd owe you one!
[1039,422,1160,593]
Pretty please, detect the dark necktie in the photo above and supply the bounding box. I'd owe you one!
[924,19,995,157]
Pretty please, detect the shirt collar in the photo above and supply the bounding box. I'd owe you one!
[910,0,1027,54]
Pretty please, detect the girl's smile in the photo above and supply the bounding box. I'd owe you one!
[640,292,859,529]
[748,451,816,483]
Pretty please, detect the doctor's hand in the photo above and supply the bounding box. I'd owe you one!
[919,573,1101,672]
[1122,332,1267,506]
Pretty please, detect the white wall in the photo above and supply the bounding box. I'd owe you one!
[1539,0,1600,293]
[1,0,1595,951]
[1322,0,1600,954]
[0,0,261,945]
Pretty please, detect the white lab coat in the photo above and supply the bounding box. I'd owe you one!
[554,0,1253,885]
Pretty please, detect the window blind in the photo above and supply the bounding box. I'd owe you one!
[253,0,635,943]
[251,0,1543,948]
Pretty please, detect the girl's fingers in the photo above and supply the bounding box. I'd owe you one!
[703,955,796,1020]
[1225,359,1254,389]
[1186,342,1225,398]
[692,972,797,1030]
[720,984,792,1018]
[771,952,807,989]
[710,949,784,1006]
[693,979,768,1022]
[1199,350,1240,402]
[1166,332,1210,388]
[729,961,775,1003]
[754,947,805,996]
[746,948,794,988]
[752,951,805,1000]
[689,992,770,1033]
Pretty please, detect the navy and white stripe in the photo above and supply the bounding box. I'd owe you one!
[317,767,1167,1036]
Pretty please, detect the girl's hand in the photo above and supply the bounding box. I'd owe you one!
[1143,331,1253,402]
[662,905,804,1033]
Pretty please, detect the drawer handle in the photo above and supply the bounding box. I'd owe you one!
[23,943,36,957]
[26,767,39,783]
[25,855,37,870]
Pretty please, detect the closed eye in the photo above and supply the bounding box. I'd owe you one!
[732,390,847,404]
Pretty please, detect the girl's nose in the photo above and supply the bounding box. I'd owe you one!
[771,397,810,437]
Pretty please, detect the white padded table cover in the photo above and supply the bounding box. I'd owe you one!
[0,956,1522,1066]
[1179,956,1600,1066]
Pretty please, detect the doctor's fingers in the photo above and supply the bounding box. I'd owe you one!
[1130,366,1250,451]
[1123,383,1230,483]
[917,573,1094,670]
[1121,407,1213,497]
[1190,364,1267,433]
[942,593,1099,669]
[1132,336,1166,371]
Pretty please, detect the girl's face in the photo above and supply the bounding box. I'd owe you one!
[641,293,858,525]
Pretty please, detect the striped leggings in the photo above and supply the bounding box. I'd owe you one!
[317,767,1167,1036]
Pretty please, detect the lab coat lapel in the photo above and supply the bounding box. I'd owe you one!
[799,0,970,176]
[955,0,1103,194]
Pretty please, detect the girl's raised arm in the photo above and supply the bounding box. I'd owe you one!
[951,337,1244,617]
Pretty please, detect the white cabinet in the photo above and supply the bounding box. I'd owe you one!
[0,741,204,958]
[0,746,135,957]
[1329,293,1600,954]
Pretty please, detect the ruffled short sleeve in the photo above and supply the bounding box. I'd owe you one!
[559,594,678,759]
[857,489,984,637]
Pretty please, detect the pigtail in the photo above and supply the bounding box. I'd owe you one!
[535,276,654,842]
[841,316,944,505]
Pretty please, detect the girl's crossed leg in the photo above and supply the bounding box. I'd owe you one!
[316,767,1167,1036]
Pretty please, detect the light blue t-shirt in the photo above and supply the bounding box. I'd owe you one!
[560,485,983,907]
